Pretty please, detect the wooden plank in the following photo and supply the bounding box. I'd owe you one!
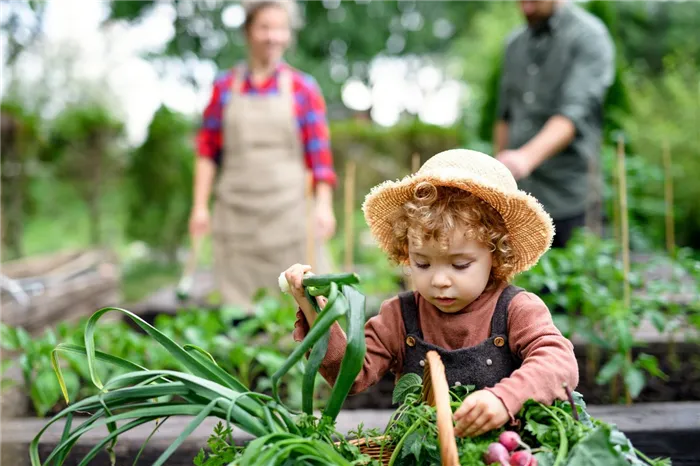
[3,403,699,466]
[3,403,698,446]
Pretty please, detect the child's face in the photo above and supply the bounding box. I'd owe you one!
[408,229,493,313]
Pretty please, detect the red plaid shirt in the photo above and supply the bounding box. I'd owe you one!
[196,62,337,188]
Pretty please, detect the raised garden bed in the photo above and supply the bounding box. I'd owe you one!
[3,403,699,466]
[0,248,121,335]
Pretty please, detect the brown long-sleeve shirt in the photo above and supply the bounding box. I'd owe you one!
[293,282,579,418]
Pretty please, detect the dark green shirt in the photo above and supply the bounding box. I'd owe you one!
[497,4,615,220]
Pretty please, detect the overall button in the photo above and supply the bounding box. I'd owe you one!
[406,336,416,347]
[486,358,493,366]
[419,359,425,367]
[527,64,539,76]
[523,91,535,104]
[494,336,506,347]
[454,381,462,387]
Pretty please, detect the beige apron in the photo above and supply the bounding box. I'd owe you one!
[212,65,333,309]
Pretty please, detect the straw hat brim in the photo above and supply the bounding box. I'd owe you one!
[362,167,555,278]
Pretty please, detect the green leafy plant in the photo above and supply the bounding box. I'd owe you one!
[1,293,312,417]
[29,274,371,466]
[515,229,700,403]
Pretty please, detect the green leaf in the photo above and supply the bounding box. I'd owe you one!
[30,369,61,417]
[645,309,667,333]
[635,353,667,380]
[409,432,423,461]
[596,353,625,385]
[623,366,646,399]
[534,451,556,466]
[565,425,628,466]
[0,324,19,350]
[392,373,422,405]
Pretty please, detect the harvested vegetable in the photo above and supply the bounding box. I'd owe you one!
[509,450,537,466]
[273,272,363,421]
[499,431,526,452]
[484,442,510,465]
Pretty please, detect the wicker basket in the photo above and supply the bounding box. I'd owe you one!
[347,350,459,466]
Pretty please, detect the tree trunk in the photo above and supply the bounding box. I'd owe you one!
[88,146,102,246]
[1,160,25,259]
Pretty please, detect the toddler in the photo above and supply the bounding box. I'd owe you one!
[284,149,578,438]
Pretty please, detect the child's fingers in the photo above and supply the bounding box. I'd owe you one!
[453,397,475,420]
[285,264,312,290]
[454,405,482,437]
[462,413,490,438]
[469,420,496,439]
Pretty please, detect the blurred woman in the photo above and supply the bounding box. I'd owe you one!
[191,0,337,311]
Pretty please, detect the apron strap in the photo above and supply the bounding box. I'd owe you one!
[490,285,523,337]
[399,291,423,338]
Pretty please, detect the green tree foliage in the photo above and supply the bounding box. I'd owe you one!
[125,105,195,263]
[45,103,125,245]
[619,58,700,249]
[103,0,487,103]
[0,0,48,67]
[614,1,700,76]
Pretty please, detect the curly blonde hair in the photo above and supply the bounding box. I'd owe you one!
[388,182,516,286]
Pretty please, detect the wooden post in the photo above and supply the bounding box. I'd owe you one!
[616,135,632,406]
[662,141,675,258]
[344,160,356,272]
[617,137,631,310]
[611,146,620,246]
[306,172,316,270]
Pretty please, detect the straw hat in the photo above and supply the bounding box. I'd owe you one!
[362,149,555,276]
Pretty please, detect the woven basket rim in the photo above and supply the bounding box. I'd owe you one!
[337,351,458,465]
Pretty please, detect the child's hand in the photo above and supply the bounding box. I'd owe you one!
[453,390,509,438]
[283,263,326,325]
[283,263,312,302]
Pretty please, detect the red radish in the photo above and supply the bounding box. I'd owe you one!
[498,431,522,452]
[510,450,537,466]
[484,442,510,465]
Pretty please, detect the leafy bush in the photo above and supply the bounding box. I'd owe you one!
[125,105,195,262]
[43,102,125,245]
[618,57,700,249]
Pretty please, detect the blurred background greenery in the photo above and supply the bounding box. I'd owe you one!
[1,0,699,304]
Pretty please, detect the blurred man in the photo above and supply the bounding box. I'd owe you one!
[494,0,615,248]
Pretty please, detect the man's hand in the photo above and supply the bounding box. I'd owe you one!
[454,390,510,438]
[496,149,535,180]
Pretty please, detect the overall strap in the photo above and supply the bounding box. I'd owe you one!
[398,291,422,338]
[490,285,524,336]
